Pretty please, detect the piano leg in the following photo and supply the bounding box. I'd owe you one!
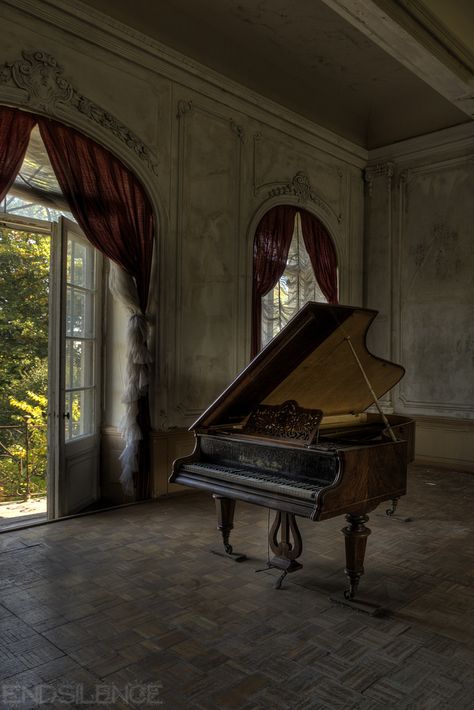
[342,513,371,600]
[212,495,247,562]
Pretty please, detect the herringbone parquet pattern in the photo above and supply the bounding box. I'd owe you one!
[0,464,473,708]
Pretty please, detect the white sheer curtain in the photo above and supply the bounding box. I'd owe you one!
[108,262,151,495]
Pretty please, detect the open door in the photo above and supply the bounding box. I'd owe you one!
[48,217,102,518]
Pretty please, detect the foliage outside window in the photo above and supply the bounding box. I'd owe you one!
[261,212,328,348]
[0,226,49,500]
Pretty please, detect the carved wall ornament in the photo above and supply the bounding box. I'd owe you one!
[176,99,193,118]
[398,169,412,188]
[364,162,395,197]
[0,50,159,175]
[229,118,245,143]
[269,171,342,223]
[269,171,313,202]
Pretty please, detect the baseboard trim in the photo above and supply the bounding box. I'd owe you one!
[414,415,474,474]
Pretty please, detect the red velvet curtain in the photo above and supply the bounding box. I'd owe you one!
[300,210,338,305]
[0,106,36,202]
[251,205,297,357]
[38,117,154,312]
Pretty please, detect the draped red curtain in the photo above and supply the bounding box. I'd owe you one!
[251,205,297,357]
[300,210,338,305]
[0,106,36,202]
[38,117,154,312]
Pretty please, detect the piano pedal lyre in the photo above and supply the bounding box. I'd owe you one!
[255,511,303,589]
[211,495,248,563]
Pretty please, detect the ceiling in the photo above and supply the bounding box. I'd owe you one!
[79,0,474,149]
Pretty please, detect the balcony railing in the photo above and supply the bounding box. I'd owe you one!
[0,420,47,502]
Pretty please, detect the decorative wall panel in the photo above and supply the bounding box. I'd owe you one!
[174,101,243,418]
[395,158,474,418]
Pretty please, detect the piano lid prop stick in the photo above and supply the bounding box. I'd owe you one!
[343,336,398,443]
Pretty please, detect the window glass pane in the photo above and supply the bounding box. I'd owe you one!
[66,237,95,289]
[64,391,72,441]
[66,288,94,338]
[72,242,87,287]
[66,239,72,283]
[65,340,94,389]
[64,233,98,441]
[66,389,94,440]
[0,126,74,221]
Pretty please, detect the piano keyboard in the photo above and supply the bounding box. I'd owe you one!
[181,462,322,501]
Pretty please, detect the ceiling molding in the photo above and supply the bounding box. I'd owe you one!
[320,0,474,118]
[396,0,473,75]
[368,120,474,162]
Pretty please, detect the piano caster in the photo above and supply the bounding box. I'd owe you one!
[211,547,247,563]
[386,497,399,516]
[212,495,248,563]
[344,576,360,601]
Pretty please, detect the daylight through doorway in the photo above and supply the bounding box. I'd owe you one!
[0,224,50,529]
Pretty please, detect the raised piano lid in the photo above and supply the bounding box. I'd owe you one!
[192,302,405,430]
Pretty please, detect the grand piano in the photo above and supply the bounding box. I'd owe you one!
[170,303,415,601]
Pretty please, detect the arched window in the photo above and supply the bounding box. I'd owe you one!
[261,212,330,347]
[251,205,338,357]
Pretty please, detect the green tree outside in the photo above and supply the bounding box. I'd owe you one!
[0,226,50,500]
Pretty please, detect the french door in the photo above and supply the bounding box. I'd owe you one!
[48,217,102,518]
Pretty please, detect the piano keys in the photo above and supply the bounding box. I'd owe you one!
[170,302,415,600]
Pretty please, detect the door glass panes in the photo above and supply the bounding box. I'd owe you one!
[65,232,97,441]
[261,212,328,349]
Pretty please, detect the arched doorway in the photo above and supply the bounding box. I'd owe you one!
[0,106,159,525]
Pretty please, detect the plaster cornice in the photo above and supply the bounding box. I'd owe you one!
[368,121,474,164]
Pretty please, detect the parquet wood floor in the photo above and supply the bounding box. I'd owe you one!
[0,464,473,709]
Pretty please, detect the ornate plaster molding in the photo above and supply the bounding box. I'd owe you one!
[269,171,342,223]
[176,99,193,118]
[176,99,244,145]
[364,162,394,197]
[0,50,159,175]
[229,118,245,143]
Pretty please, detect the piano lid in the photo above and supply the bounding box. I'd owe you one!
[192,302,405,430]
